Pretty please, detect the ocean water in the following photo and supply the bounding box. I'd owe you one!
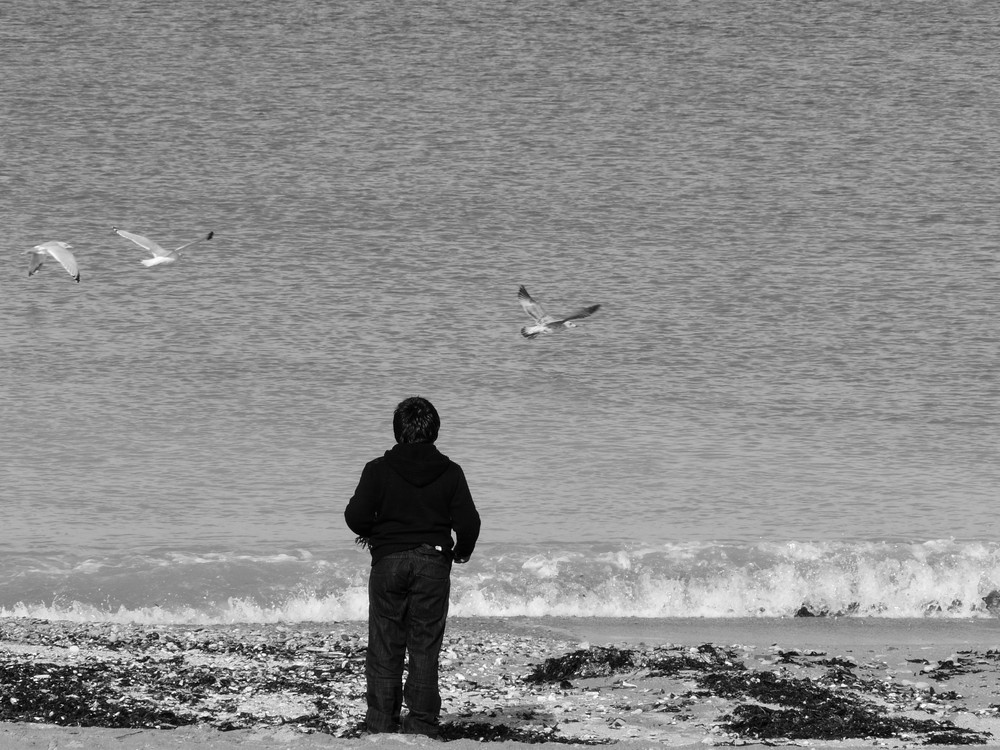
[2,0,1000,623]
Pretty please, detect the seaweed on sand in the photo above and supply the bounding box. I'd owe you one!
[524,644,992,745]
[0,662,195,729]
[704,670,990,745]
[524,642,744,684]
[439,721,611,744]
[523,646,637,683]
[644,643,745,675]
[723,702,987,745]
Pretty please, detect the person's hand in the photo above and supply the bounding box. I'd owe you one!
[454,556,470,564]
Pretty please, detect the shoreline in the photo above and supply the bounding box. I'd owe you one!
[2,616,1000,748]
[539,614,1000,650]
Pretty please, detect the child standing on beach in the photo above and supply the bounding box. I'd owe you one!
[344,396,481,737]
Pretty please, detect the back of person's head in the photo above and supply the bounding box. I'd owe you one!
[393,396,440,444]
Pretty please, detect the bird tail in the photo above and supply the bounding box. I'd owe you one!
[520,327,540,339]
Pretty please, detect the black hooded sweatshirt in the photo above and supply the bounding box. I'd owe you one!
[344,442,481,565]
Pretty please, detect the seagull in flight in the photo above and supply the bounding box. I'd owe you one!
[111,226,214,267]
[518,285,600,339]
[25,241,80,282]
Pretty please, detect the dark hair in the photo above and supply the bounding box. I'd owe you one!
[393,396,440,444]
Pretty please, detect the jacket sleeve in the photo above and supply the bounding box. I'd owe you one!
[450,467,481,560]
[344,461,380,538]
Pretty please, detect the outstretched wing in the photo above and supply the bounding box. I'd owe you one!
[25,251,44,277]
[35,241,80,282]
[172,230,214,255]
[518,285,551,324]
[112,227,167,257]
[554,304,601,325]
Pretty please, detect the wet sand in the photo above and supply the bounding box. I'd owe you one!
[2,616,1000,749]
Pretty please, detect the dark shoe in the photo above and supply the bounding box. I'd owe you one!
[362,719,400,734]
[401,714,441,739]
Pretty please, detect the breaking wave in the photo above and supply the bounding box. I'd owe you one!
[2,540,999,624]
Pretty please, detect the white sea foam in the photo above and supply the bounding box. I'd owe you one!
[2,541,1000,624]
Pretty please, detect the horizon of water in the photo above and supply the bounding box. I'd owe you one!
[2,0,1000,624]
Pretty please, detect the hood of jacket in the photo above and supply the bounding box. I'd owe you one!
[383,442,452,488]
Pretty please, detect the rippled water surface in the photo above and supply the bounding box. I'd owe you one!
[2,0,999,564]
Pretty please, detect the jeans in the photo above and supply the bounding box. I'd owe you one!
[365,546,451,736]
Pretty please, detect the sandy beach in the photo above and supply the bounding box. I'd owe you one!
[2,616,1000,749]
